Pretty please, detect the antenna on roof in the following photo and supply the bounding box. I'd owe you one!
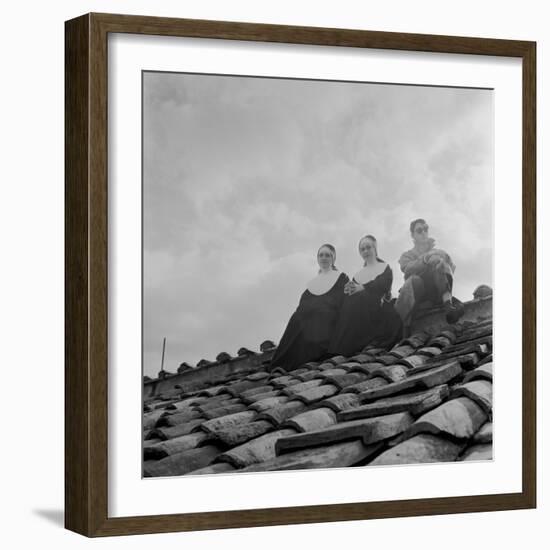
[160,337,166,373]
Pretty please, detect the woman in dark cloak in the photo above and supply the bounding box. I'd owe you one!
[328,235,401,356]
[271,244,349,371]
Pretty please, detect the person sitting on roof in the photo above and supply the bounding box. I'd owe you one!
[271,244,349,371]
[394,218,464,335]
[328,235,401,356]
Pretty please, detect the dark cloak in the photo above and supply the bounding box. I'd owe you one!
[271,272,349,370]
[328,264,401,356]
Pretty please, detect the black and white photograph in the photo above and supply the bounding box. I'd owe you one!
[142,71,494,478]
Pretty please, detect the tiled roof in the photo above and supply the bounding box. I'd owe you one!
[143,293,493,477]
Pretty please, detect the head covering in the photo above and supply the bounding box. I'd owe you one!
[317,243,338,273]
[358,235,384,266]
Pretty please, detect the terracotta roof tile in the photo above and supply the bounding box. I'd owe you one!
[369,364,409,383]
[202,403,248,420]
[359,361,463,402]
[314,369,349,382]
[311,392,361,413]
[148,418,205,440]
[144,296,493,476]
[269,367,288,377]
[400,331,431,348]
[241,390,282,404]
[216,352,232,363]
[186,462,236,475]
[143,436,162,446]
[275,412,413,454]
[238,384,275,399]
[143,409,167,431]
[402,357,454,376]
[370,434,465,465]
[218,429,297,468]
[376,354,401,366]
[269,375,300,388]
[463,363,493,383]
[455,353,481,370]
[291,383,339,405]
[455,326,492,345]
[149,397,181,408]
[195,394,239,412]
[144,432,210,460]
[348,362,386,375]
[260,340,276,352]
[240,440,383,472]
[416,346,443,358]
[362,346,386,355]
[165,396,206,410]
[345,376,389,394]
[248,395,289,412]
[460,443,493,461]
[155,409,202,428]
[477,354,493,367]
[401,396,487,441]
[472,422,493,444]
[224,379,271,397]
[339,385,450,422]
[325,355,348,366]
[294,370,322,382]
[323,372,369,389]
[316,362,339,371]
[397,354,429,369]
[256,400,307,426]
[437,340,492,361]
[245,371,270,381]
[282,407,338,433]
[143,445,221,477]
[210,420,274,447]
[450,380,493,419]
[427,335,453,348]
[388,345,416,359]
[281,379,323,396]
[437,329,457,343]
[201,411,257,436]
[237,347,256,357]
[196,385,227,397]
[349,353,375,363]
[286,367,311,377]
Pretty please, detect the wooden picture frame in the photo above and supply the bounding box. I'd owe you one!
[65,12,536,537]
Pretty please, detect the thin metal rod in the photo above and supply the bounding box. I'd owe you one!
[160,337,166,372]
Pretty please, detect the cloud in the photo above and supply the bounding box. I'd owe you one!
[142,72,493,376]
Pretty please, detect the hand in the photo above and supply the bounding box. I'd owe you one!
[346,281,364,295]
[426,254,442,267]
[425,254,445,271]
[434,258,446,272]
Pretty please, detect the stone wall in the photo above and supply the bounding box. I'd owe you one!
[411,295,493,335]
[144,349,275,399]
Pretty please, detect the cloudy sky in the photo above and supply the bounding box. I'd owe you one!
[142,71,493,377]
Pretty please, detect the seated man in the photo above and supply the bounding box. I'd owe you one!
[395,218,464,334]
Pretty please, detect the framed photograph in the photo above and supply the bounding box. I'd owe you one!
[65,13,536,537]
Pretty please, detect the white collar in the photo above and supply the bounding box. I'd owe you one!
[306,270,341,295]
[353,262,387,285]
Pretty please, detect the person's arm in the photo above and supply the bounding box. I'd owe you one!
[353,265,393,297]
[425,248,456,274]
[370,264,393,297]
[399,250,428,278]
[336,273,350,304]
[346,277,363,295]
